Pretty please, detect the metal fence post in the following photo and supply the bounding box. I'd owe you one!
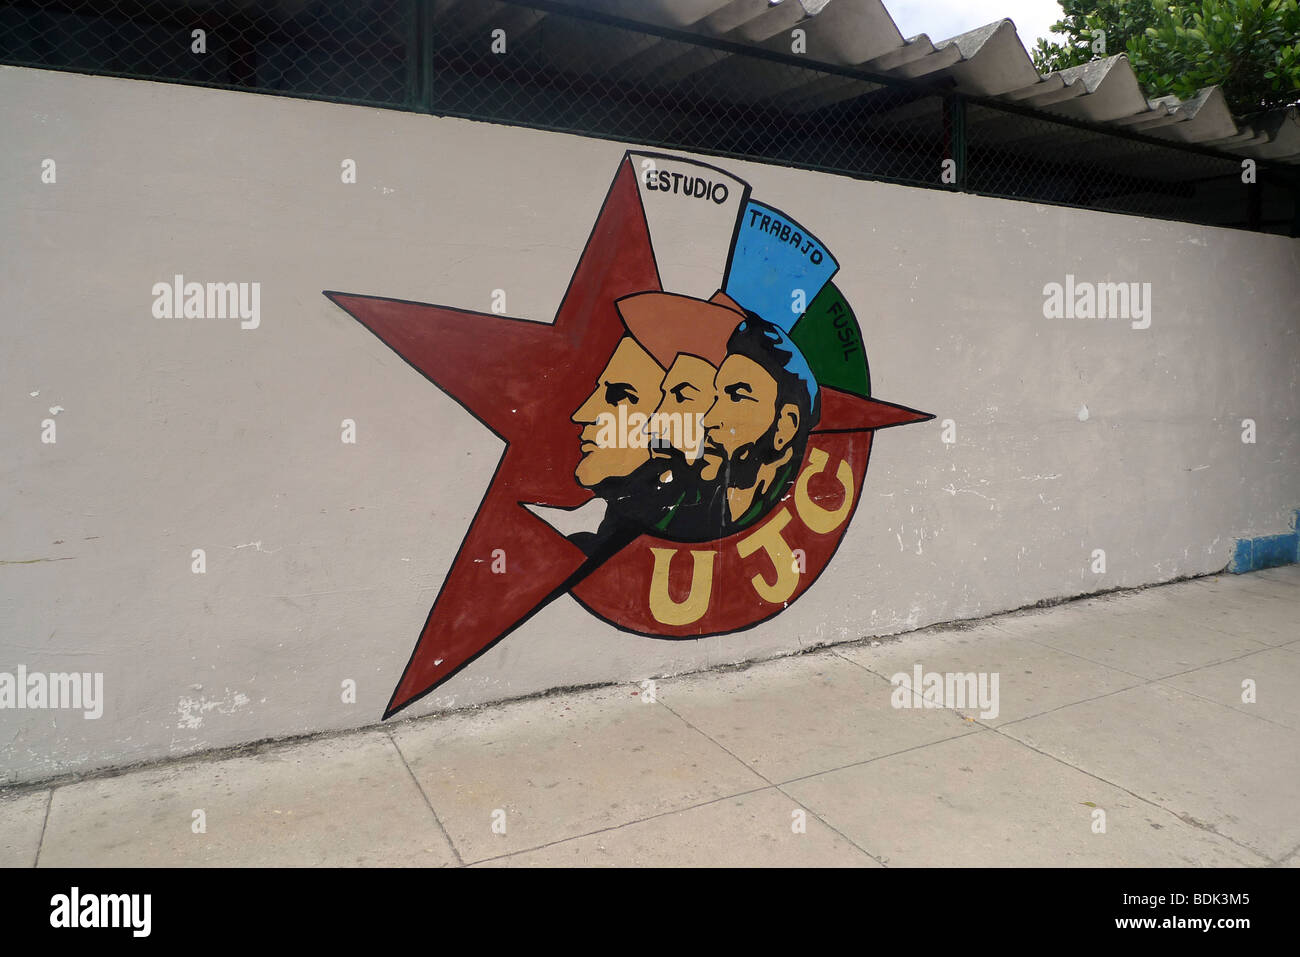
[945,93,967,192]
[407,0,432,112]
[1292,177,1300,238]
[422,0,434,112]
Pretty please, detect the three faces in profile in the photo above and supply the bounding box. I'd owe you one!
[571,289,820,545]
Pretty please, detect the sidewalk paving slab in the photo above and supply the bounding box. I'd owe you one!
[1028,574,1292,639]
[996,601,1271,680]
[37,731,454,867]
[1247,564,1300,586]
[0,790,49,868]
[1158,647,1300,731]
[474,787,877,867]
[1203,572,1298,599]
[390,685,766,864]
[999,683,1300,862]
[1178,575,1297,646]
[783,730,1265,867]
[833,619,1144,727]
[656,651,978,783]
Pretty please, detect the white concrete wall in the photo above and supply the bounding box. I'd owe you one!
[2,66,1297,784]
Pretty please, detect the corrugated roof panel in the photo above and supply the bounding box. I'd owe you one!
[1016,78,1090,108]
[546,0,1300,164]
[879,38,963,78]
[935,20,1042,96]
[702,0,782,36]
[579,0,733,28]
[1046,56,1151,123]
[1151,87,1242,144]
[1242,108,1300,161]
[785,0,903,65]
[734,0,808,42]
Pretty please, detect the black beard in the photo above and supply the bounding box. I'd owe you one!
[718,417,785,496]
[585,446,726,541]
[572,422,799,554]
[567,464,669,558]
[605,460,662,514]
[605,448,695,526]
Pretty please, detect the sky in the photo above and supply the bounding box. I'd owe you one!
[884,0,1067,48]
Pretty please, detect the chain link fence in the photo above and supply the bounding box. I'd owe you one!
[3,0,1296,234]
[1,0,415,105]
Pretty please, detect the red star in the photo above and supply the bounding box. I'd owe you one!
[326,158,660,717]
[326,156,930,718]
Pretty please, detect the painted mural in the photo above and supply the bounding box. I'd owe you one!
[325,153,931,718]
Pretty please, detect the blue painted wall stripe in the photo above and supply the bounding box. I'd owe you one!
[1228,513,1300,573]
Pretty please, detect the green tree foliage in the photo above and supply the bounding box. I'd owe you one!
[1030,0,1300,114]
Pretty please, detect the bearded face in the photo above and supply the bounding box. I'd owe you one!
[606,358,730,540]
[700,353,799,483]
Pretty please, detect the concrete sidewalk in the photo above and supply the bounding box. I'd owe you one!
[3,566,1297,868]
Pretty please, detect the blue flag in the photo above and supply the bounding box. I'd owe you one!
[724,201,839,332]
